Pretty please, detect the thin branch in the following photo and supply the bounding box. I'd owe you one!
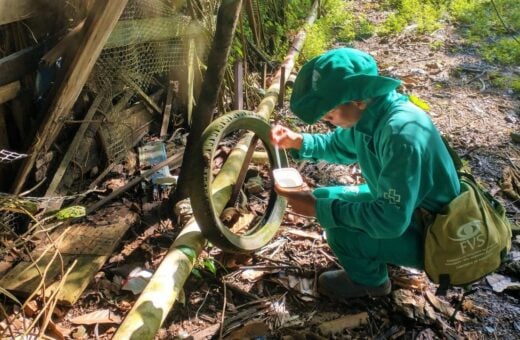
[490,0,520,45]
[219,282,227,339]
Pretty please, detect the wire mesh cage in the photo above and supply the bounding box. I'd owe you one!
[86,0,198,163]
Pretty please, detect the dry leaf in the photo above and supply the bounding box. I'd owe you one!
[318,312,369,336]
[70,309,122,325]
[121,268,153,294]
[424,290,468,322]
[462,299,489,317]
[392,289,436,323]
[72,325,88,339]
[241,269,267,282]
[486,273,520,292]
[284,228,321,240]
[225,321,269,340]
[392,273,427,290]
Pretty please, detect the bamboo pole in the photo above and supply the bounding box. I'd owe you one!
[113,2,319,339]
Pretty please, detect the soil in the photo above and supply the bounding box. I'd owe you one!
[2,1,520,339]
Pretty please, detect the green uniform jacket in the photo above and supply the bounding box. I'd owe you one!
[295,91,460,239]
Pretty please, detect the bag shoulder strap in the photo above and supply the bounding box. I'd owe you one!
[441,136,464,172]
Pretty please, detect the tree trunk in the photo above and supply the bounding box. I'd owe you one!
[174,0,244,202]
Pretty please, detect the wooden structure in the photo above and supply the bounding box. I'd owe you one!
[0,0,319,338]
[0,205,139,305]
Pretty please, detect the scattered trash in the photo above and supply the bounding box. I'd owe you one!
[138,141,177,200]
[121,267,154,295]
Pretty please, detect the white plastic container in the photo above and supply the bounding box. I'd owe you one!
[273,168,303,188]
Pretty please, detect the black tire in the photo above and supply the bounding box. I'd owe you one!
[190,110,288,252]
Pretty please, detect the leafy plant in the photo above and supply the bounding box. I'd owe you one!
[450,0,520,66]
[377,0,520,68]
[191,254,222,278]
[489,72,520,93]
[302,0,356,58]
[378,0,446,35]
[482,37,520,65]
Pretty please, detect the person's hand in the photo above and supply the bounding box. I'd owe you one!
[274,183,316,217]
[270,125,303,150]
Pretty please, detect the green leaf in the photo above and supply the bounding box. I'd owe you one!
[177,246,197,263]
[203,258,217,275]
[191,268,202,278]
[55,206,86,220]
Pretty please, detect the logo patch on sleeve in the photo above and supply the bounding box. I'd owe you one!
[383,189,401,205]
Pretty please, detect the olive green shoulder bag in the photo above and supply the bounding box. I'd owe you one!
[424,139,512,294]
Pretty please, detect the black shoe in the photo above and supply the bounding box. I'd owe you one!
[318,270,391,299]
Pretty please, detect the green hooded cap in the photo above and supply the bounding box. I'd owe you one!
[290,48,401,124]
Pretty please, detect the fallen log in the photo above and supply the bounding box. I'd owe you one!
[112,1,319,338]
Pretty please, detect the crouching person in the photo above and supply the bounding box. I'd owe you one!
[270,48,460,299]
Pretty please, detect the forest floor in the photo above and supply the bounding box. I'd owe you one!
[3,1,520,339]
[157,1,520,339]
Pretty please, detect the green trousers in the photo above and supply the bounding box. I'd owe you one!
[314,184,425,287]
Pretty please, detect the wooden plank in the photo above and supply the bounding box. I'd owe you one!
[233,61,243,110]
[0,44,45,86]
[42,20,85,67]
[44,96,105,198]
[160,78,175,138]
[121,74,162,114]
[0,106,10,192]
[11,0,129,194]
[0,205,138,305]
[0,106,8,148]
[0,81,21,104]
[0,0,40,25]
